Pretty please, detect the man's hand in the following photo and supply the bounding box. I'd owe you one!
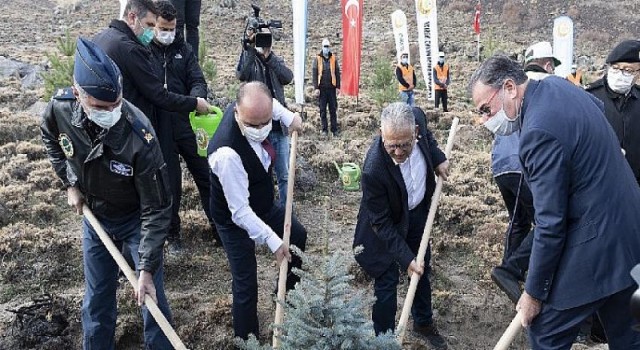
[407,260,424,278]
[516,291,542,328]
[196,97,211,114]
[136,270,158,307]
[67,186,84,214]
[274,243,292,266]
[435,160,450,181]
[288,113,303,134]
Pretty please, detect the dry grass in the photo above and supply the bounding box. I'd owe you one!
[501,1,527,28]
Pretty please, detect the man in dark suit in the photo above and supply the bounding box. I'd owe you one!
[353,102,449,349]
[470,54,640,349]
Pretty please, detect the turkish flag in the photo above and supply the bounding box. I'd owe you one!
[341,0,363,96]
[473,3,481,34]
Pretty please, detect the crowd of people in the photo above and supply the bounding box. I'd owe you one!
[38,0,640,349]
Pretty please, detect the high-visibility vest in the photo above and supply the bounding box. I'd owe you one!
[567,71,582,86]
[397,64,415,92]
[317,55,337,87]
[434,64,449,90]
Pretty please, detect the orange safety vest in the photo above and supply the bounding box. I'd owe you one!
[434,64,449,90]
[317,55,337,87]
[567,71,582,86]
[397,64,415,92]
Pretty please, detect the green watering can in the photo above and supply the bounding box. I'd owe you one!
[189,106,223,157]
[334,161,361,191]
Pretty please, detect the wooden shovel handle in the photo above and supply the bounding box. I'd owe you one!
[493,312,523,350]
[82,205,189,350]
[272,130,299,348]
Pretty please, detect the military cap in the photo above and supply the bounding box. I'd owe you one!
[73,37,122,102]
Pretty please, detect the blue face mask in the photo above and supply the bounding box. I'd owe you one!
[322,47,330,56]
[136,19,154,46]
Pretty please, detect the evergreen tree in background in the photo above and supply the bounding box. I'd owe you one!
[237,247,400,350]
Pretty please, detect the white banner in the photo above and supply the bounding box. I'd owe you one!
[292,0,309,105]
[119,0,126,19]
[391,10,410,64]
[415,0,439,101]
[553,16,574,78]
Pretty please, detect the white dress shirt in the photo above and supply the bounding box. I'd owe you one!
[398,142,427,210]
[208,99,294,252]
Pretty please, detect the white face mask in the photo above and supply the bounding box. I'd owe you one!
[483,90,521,136]
[237,116,272,142]
[401,58,408,65]
[256,47,265,55]
[85,104,122,129]
[156,30,176,46]
[607,67,635,95]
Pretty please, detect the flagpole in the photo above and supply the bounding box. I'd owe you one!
[477,33,480,61]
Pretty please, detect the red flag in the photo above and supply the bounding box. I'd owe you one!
[473,3,481,34]
[341,0,363,96]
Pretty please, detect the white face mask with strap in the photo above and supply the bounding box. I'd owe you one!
[483,88,522,136]
[607,67,635,94]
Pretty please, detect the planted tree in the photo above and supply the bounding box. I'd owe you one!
[42,29,76,100]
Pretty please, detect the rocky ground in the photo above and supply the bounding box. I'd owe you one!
[1,0,639,349]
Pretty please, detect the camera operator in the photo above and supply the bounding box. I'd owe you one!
[236,9,293,206]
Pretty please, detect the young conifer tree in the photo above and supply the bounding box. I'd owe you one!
[237,247,401,350]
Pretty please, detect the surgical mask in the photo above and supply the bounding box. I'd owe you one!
[156,30,175,46]
[322,47,330,56]
[85,104,122,129]
[137,19,154,46]
[401,58,408,65]
[237,116,272,142]
[607,67,635,94]
[438,58,444,64]
[483,90,521,136]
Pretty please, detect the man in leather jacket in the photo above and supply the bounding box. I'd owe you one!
[40,38,174,350]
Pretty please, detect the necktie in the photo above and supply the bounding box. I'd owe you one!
[261,139,276,165]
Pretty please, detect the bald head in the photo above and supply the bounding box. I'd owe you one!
[235,82,273,128]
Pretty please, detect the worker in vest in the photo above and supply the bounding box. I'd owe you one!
[395,52,417,106]
[567,64,586,87]
[312,38,341,136]
[433,51,450,112]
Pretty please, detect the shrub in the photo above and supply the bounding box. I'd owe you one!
[42,29,76,100]
[199,32,218,85]
[368,57,398,107]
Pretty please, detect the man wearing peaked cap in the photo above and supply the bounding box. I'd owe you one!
[523,41,561,80]
[40,37,175,349]
[587,39,640,184]
[312,37,341,136]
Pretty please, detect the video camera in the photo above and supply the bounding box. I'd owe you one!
[243,4,282,48]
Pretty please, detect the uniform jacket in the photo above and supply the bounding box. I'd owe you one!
[353,108,447,278]
[40,88,172,274]
[587,77,640,183]
[520,77,640,309]
[93,20,197,127]
[312,52,341,89]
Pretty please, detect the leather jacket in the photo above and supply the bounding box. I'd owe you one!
[40,88,171,273]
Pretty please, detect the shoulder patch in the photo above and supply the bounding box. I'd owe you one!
[129,116,155,147]
[52,87,76,101]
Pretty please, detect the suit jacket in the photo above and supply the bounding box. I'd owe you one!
[353,108,446,278]
[520,77,640,310]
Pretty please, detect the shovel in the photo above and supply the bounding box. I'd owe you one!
[396,117,459,344]
[82,204,188,350]
[493,312,523,350]
[272,130,299,348]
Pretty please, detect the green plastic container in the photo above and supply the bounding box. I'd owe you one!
[334,161,361,191]
[189,106,223,157]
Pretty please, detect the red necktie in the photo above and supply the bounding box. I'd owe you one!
[261,139,276,165]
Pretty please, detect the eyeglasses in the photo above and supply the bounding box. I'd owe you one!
[476,88,501,117]
[610,65,640,77]
[383,140,414,152]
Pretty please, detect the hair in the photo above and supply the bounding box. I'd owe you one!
[154,0,177,21]
[124,0,158,19]
[380,102,415,132]
[467,54,528,95]
[236,81,273,105]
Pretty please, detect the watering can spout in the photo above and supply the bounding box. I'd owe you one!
[333,161,343,175]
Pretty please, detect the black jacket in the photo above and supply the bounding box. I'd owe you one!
[93,20,197,127]
[353,108,447,278]
[40,88,172,274]
[587,78,640,183]
[235,47,293,106]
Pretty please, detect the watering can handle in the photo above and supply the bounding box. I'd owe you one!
[344,162,361,180]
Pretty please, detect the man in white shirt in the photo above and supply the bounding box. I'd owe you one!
[353,103,449,349]
[207,81,305,339]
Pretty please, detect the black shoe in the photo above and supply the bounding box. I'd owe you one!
[332,130,340,137]
[322,130,328,136]
[413,322,447,349]
[491,266,522,303]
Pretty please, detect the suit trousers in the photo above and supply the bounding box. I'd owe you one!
[169,0,201,56]
[81,212,173,350]
[372,201,433,335]
[216,205,307,339]
[319,87,338,133]
[528,285,640,349]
